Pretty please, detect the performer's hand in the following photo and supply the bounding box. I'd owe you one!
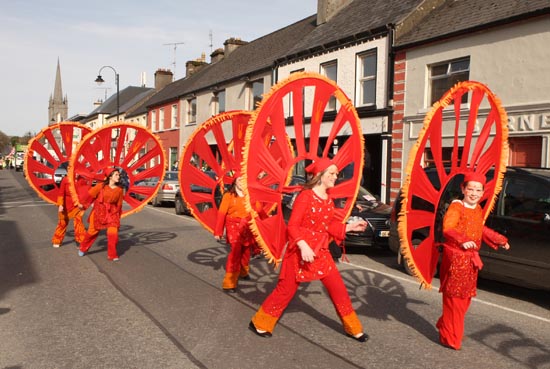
[501,242,510,250]
[214,235,221,241]
[346,220,368,233]
[58,205,63,212]
[462,241,476,250]
[297,241,315,262]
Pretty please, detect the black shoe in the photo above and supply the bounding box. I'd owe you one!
[249,321,272,338]
[348,332,369,342]
[240,275,251,280]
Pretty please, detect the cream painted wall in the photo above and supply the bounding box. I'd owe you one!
[404,17,550,115]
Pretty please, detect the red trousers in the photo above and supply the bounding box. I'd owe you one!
[52,207,85,244]
[222,243,251,289]
[79,213,119,260]
[436,294,471,350]
[251,255,362,335]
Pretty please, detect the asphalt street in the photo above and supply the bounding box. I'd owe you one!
[1,169,549,369]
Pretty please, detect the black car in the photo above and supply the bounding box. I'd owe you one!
[389,166,550,290]
[175,170,224,215]
[284,176,391,250]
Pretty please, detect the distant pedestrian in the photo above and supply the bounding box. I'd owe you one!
[78,167,124,261]
[249,158,369,341]
[437,171,510,350]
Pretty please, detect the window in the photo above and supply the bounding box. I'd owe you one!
[321,61,337,111]
[171,104,178,129]
[357,51,377,106]
[170,147,178,170]
[429,57,470,105]
[151,111,157,131]
[424,147,463,168]
[159,108,164,130]
[187,98,197,124]
[215,90,226,114]
[249,80,264,110]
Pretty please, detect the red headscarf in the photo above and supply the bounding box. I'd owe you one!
[305,158,335,176]
[104,166,118,179]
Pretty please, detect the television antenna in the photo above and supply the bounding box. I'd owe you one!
[163,42,184,78]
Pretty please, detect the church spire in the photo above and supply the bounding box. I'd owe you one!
[53,58,63,103]
[48,58,68,125]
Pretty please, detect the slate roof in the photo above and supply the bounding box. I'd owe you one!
[396,0,550,47]
[87,86,154,118]
[278,0,425,63]
[145,15,318,108]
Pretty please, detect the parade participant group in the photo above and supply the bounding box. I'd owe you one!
[24,74,512,350]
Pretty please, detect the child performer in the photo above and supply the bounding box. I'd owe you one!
[51,174,87,248]
[214,174,259,292]
[78,167,124,261]
[437,171,510,350]
[249,158,369,341]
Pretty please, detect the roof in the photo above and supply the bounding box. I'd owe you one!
[145,15,318,108]
[396,0,550,47]
[87,86,154,118]
[279,0,425,63]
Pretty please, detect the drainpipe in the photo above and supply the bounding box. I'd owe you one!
[383,23,396,204]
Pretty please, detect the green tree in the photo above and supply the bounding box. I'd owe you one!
[0,130,10,154]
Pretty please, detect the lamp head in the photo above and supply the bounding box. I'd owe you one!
[95,75,105,85]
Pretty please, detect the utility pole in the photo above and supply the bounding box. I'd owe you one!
[209,30,213,54]
[163,42,184,78]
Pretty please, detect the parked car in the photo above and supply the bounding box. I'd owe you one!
[175,170,224,215]
[389,166,550,290]
[53,162,68,186]
[135,171,179,207]
[283,176,391,250]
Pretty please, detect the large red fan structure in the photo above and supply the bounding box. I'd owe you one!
[179,111,253,233]
[24,122,92,204]
[67,122,166,218]
[398,81,509,289]
[242,72,365,266]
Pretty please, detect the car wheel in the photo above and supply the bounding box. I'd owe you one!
[175,198,185,215]
[401,238,423,276]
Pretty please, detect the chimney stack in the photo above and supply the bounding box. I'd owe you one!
[154,69,173,90]
[223,37,248,57]
[185,55,208,78]
[317,0,352,25]
[210,48,225,63]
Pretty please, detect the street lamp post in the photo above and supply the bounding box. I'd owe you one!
[95,66,120,121]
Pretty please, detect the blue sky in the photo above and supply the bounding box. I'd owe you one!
[0,0,317,137]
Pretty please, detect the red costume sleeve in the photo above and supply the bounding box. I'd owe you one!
[328,222,346,245]
[442,202,469,248]
[287,191,310,244]
[482,226,507,249]
[57,177,67,206]
[214,193,231,237]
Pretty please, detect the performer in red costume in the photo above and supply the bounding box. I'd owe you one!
[249,158,369,342]
[78,167,124,261]
[214,175,260,292]
[437,171,510,350]
[51,175,87,248]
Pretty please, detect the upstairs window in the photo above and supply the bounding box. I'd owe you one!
[171,104,178,128]
[215,90,226,114]
[429,57,470,105]
[151,110,157,131]
[357,50,377,107]
[159,108,165,130]
[187,98,197,124]
[249,80,264,110]
[321,60,337,111]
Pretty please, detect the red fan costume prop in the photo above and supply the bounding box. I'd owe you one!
[180,111,263,290]
[249,159,368,342]
[437,172,509,350]
[397,81,510,350]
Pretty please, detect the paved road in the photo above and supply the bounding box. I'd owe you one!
[1,169,549,369]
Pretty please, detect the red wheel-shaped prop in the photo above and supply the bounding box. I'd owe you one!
[24,122,92,204]
[242,72,365,266]
[179,111,253,233]
[398,81,509,288]
[67,122,166,218]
